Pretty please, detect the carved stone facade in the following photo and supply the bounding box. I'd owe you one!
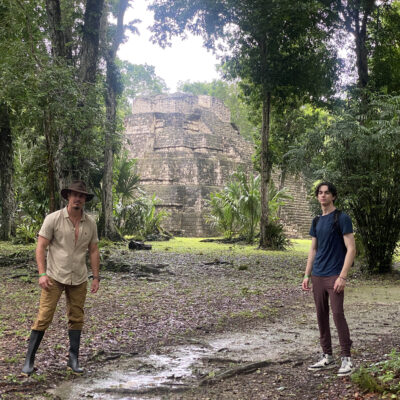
[124,93,312,237]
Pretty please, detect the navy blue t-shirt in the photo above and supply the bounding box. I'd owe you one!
[309,210,353,277]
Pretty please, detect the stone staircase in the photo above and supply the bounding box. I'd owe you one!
[271,171,313,238]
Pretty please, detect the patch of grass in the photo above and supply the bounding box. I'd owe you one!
[14,328,28,338]
[240,287,262,296]
[19,276,32,283]
[5,374,22,384]
[149,237,310,256]
[229,305,278,321]
[4,355,18,363]
[290,239,312,254]
[352,350,400,395]
[31,373,47,382]
[0,241,35,255]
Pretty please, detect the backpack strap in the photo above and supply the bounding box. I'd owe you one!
[333,209,342,236]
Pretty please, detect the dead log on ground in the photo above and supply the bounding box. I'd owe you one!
[199,358,291,386]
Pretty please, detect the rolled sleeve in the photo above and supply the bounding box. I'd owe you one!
[38,214,55,240]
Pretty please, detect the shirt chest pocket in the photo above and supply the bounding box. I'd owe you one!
[80,228,91,245]
[53,227,66,242]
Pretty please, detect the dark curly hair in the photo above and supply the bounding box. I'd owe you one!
[314,182,337,199]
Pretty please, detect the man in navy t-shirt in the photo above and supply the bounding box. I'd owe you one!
[302,182,356,376]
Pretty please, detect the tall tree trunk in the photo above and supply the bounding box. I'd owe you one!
[43,107,57,212]
[0,103,15,240]
[45,0,70,207]
[45,0,66,58]
[353,2,372,88]
[342,0,376,89]
[100,0,129,240]
[259,92,272,248]
[79,0,105,84]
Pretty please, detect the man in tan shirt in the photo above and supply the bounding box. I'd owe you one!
[22,181,100,375]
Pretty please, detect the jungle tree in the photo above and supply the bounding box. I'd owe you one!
[99,0,132,239]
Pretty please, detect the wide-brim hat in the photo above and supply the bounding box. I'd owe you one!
[61,180,94,202]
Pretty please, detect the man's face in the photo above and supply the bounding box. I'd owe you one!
[317,185,335,207]
[68,191,87,210]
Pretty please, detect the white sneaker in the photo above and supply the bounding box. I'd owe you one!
[308,354,335,371]
[337,357,354,376]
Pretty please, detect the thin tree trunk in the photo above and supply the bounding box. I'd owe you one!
[100,0,129,240]
[102,85,119,239]
[0,103,15,240]
[277,167,287,218]
[259,92,272,248]
[43,107,57,212]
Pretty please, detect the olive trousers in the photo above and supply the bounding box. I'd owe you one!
[32,277,87,331]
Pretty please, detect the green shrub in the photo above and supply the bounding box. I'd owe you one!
[206,171,292,244]
[351,366,385,394]
[263,221,291,250]
[352,350,400,395]
[117,193,169,238]
[14,217,40,244]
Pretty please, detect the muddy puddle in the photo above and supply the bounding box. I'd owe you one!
[49,287,400,400]
[49,318,317,399]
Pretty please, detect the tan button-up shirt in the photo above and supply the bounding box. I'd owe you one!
[38,207,99,285]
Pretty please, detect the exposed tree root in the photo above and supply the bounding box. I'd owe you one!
[199,358,292,386]
[90,350,138,362]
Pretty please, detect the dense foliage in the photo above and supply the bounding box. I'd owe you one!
[206,171,292,247]
[313,95,400,273]
[117,193,169,239]
[0,0,168,241]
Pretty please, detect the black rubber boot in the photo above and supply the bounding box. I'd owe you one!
[67,330,84,373]
[21,330,45,376]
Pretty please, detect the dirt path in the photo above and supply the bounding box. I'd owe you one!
[50,285,400,399]
[1,248,399,399]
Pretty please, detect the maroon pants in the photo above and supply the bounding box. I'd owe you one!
[312,275,352,357]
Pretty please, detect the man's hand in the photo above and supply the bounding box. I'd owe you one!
[334,276,346,293]
[302,277,311,291]
[91,279,99,293]
[39,275,53,290]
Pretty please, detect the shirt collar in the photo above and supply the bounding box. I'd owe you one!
[63,206,86,221]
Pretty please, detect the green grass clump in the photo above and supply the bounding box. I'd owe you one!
[352,366,386,393]
[352,350,400,395]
